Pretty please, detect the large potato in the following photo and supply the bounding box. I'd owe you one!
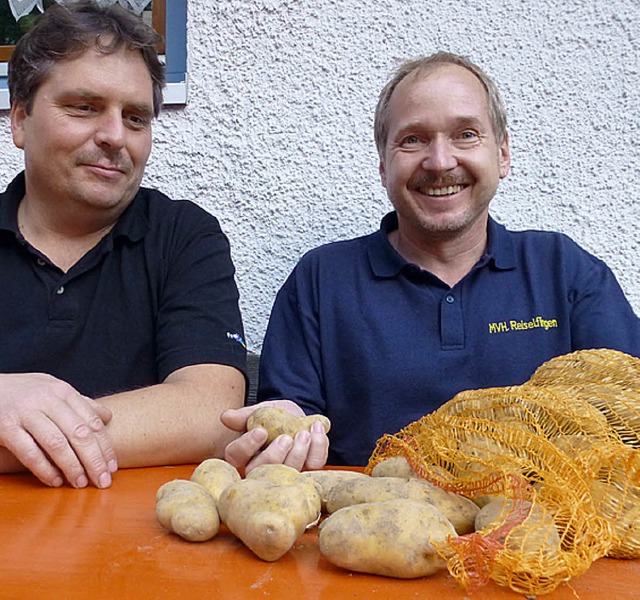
[247,406,331,443]
[326,475,478,534]
[190,458,241,502]
[155,479,219,542]
[245,463,322,525]
[319,499,457,578]
[218,479,310,561]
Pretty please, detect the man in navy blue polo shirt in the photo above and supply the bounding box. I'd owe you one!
[0,2,246,489]
[222,51,639,470]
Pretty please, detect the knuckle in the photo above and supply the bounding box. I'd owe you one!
[0,412,19,435]
[48,379,75,400]
[41,431,69,454]
[86,415,104,433]
[70,422,94,444]
[19,443,45,467]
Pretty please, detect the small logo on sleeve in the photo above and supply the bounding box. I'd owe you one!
[488,316,558,334]
[226,332,247,348]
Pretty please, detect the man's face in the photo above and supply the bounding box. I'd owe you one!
[380,64,510,242]
[11,45,154,223]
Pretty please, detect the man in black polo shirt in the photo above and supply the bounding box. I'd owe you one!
[0,2,246,488]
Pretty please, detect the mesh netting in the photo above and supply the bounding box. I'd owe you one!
[366,348,640,596]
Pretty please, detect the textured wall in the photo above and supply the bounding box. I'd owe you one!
[1,0,638,351]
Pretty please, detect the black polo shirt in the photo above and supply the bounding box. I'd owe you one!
[0,173,246,398]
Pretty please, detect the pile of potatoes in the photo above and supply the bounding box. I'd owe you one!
[155,407,542,579]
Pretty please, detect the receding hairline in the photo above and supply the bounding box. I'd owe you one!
[374,53,508,156]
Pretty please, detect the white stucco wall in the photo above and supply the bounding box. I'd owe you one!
[1,0,638,352]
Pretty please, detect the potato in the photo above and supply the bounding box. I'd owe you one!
[319,499,457,578]
[589,479,640,558]
[190,458,241,502]
[155,479,219,542]
[218,479,310,561]
[302,469,369,512]
[326,475,478,534]
[245,463,322,525]
[475,497,561,557]
[370,456,419,479]
[247,406,331,443]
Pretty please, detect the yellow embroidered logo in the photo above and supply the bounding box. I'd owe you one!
[488,316,558,334]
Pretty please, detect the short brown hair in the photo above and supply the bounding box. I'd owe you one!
[374,52,508,157]
[8,0,165,116]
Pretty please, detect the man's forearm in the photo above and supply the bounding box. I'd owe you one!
[99,364,245,468]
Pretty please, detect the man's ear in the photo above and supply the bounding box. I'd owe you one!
[10,101,27,150]
[498,131,511,179]
[379,158,387,188]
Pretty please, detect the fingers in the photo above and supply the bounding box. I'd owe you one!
[21,400,114,489]
[0,422,65,487]
[220,406,256,433]
[304,420,329,470]
[75,397,118,478]
[220,400,305,433]
[281,420,329,471]
[224,428,269,470]
[0,374,117,489]
[87,398,113,425]
[222,401,330,474]
[244,434,296,474]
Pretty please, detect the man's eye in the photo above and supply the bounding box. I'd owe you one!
[402,135,421,145]
[126,114,150,129]
[459,130,478,141]
[70,104,94,113]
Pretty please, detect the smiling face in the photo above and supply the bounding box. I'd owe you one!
[10,44,154,229]
[379,64,510,244]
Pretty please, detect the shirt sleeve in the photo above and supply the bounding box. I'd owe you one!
[568,252,640,357]
[154,203,247,381]
[257,256,326,415]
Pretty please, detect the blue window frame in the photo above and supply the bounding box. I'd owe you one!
[0,0,187,110]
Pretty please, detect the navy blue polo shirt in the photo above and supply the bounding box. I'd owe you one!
[0,173,246,398]
[258,212,640,466]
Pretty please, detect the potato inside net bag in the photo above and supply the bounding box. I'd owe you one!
[366,349,640,596]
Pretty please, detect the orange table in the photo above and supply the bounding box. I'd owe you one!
[1,465,638,599]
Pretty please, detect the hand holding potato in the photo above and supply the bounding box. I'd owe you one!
[221,400,330,473]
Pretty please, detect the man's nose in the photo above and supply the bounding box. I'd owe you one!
[421,137,457,172]
[94,110,126,150]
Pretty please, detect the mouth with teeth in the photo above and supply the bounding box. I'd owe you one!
[425,184,465,197]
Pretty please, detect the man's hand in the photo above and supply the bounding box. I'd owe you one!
[0,373,118,488]
[221,400,329,474]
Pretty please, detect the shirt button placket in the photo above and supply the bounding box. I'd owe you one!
[440,291,464,349]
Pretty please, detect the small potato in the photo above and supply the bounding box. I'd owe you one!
[370,456,419,479]
[326,476,478,535]
[190,458,241,502]
[319,499,457,578]
[246,464,322,525]
[302,469,369,512]
[218,479,311,561]
[156,479,219,542]
[247,406,331,444]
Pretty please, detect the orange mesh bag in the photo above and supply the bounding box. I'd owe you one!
[527,348,640,448]
[366,349,640,596]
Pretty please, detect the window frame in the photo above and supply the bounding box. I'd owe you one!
[0,0,187,110]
